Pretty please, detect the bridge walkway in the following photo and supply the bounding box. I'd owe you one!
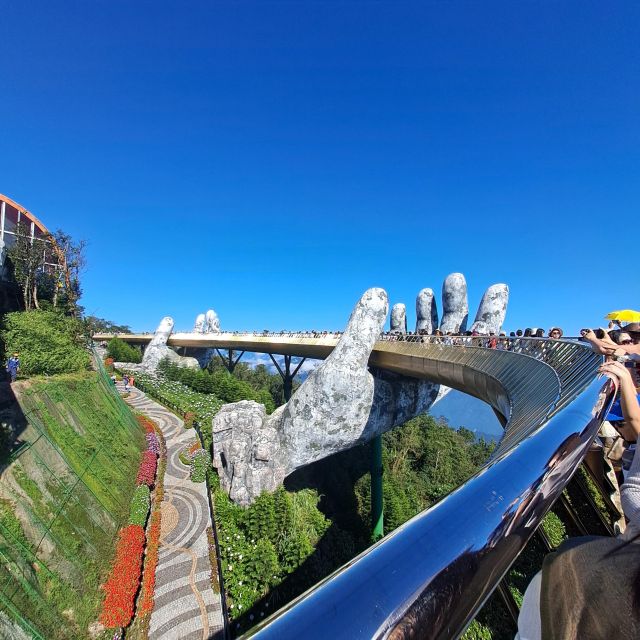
[121,384,225,640]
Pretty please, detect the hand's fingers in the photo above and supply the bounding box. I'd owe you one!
[194,313,206,333]
[470,284,509,334]
[205,309,220,332]
[416,288,438,334]
[149,316,174,347]
[440,273,468,334]
[324,288,388,369]
[390,303,407,333]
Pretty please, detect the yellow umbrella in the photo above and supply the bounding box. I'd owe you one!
[605,309,640,322]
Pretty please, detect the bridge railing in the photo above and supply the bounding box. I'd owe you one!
[244,375,614,640]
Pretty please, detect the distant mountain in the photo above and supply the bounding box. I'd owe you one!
[429,389,503,440]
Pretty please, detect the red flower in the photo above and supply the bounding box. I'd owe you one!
[138,511,162,616]
[136,451,157,487]
[100,525,145,628]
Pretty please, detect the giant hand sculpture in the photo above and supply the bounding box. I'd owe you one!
[141,316,200,370]
[213,274,509,505]
[192,309,221,367]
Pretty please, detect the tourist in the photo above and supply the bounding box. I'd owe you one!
[515,358,640,639]
[6,353,19,383]
[123,374,130,391]
[129,374,135,388]
[548,327,563,339]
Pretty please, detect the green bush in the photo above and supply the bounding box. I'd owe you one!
[129,484,151,526]
[190,450,210,483]
[1,310,90,375]
[106,337,142,364]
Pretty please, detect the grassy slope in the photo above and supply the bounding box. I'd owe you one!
[0,372,144,639]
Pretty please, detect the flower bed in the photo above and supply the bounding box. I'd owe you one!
[129,371,222,430]
[136,450,157,487]
[190,449,210,483]
[136,417,166,623]
[100,524,146,628]
[137,414,157,434]
[129,485,151,527]
[146,432,160,455]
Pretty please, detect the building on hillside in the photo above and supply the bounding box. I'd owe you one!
[0,193,62,313]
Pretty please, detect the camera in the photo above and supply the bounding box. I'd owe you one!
[581,328,606,339]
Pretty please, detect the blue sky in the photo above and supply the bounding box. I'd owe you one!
[1,1,638,335]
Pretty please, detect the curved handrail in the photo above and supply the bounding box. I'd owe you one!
[244,376,615,640]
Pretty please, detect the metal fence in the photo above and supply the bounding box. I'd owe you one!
[0,357,143,639]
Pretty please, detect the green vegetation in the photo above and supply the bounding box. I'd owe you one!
[129,485,151,526]
[0,371,145,639]
[159,358,277,413]
[106,337,142,363]
[1,310,90,375]
[190,450,210,483]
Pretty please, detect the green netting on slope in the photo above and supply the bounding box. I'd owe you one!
[0,365,144,639]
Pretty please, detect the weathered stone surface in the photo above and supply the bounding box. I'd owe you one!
[212,401,286,505]
[205,310,220,333]
[390,303,407,334]
[440,273,469,333]
[416,288,438,334]
[212,274,510,505]
[470,284,509,334]
[140,317,200,371]
[193,313,206,333]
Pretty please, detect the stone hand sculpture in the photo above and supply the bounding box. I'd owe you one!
[141,316,200,371]
[192,309,221,367]
[415,273,508,335]
[213,274,509,505]
[390,303,407,333]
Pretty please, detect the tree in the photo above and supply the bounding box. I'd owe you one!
[6,223,85,316]
[1,310,91,375]
[84,316,132,336]
[106,337,142,364]
[6,221,46,311]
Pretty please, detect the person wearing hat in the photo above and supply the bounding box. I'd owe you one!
[6,353,19,383]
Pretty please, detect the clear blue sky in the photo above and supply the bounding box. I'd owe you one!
[1,1,638,334]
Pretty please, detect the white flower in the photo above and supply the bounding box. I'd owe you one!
[238,554,243,559]
[238,604,242,610]
[228,565,233,570]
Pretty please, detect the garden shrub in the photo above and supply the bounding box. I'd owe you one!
[129,485,151,527]
[191,449,210,483]
[1,310,90,375]
[106,337,142,364]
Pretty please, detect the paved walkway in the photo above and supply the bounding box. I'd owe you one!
[122,385,224,640]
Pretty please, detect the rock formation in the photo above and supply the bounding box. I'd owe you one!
[416,288,438,334]
[390,303,407,333]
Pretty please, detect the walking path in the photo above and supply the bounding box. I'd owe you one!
[122,384,225,640]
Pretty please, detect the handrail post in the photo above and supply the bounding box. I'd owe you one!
[371,435,384,541]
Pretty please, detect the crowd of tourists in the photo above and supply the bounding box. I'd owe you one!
[514,322,640,639]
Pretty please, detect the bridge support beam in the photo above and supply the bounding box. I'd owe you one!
[216,349,245,374]
[371,434,384,541]
[269,354,306,402]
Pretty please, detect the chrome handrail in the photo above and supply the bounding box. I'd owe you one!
[244,376,615,640]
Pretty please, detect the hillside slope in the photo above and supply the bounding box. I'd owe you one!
[0,372,145,639]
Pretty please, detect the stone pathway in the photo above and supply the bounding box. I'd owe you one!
[122,385,225,640]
